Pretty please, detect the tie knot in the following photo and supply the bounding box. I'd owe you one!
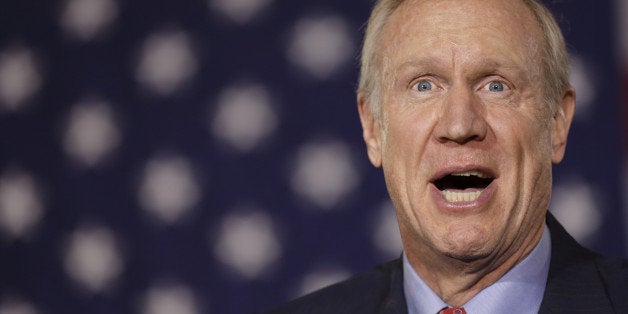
[439,307,466,314]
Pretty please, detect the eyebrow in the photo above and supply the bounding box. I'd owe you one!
[393,56,527,78]
[393,58,444,73]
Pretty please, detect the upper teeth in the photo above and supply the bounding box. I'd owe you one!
[442,190,482,203]
[450,171,488,178]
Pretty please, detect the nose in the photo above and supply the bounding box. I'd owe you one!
[433,85,487,144]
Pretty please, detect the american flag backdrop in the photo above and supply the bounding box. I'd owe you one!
[0,0,625,313]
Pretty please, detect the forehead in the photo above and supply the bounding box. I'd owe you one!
[381,0,543,71]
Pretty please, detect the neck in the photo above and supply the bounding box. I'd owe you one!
[404,225,544,307]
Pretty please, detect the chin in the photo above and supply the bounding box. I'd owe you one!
[439,226,494,261]
[444,249,492,263]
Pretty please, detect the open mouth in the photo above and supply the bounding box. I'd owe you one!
[433,170,494,203]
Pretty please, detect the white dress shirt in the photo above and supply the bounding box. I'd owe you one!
[403,225,551,314]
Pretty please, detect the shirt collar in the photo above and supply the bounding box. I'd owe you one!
[403,224,551,314]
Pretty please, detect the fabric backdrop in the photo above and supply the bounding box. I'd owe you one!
[0,0,625,313]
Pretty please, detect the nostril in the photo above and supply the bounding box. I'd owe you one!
[437,133,482,145]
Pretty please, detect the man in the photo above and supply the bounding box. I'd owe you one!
[264,0,628,313]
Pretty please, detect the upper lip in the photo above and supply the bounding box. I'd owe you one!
[430,165,497,183]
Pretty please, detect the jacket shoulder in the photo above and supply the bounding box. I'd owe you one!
[595,254,628,312]
[260,259,405,314]
[543,214,628,313]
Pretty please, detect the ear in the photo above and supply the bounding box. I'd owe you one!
[357,93,383,168]
[550,88,575,164]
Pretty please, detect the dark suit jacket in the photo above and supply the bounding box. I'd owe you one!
[263,214,628,313]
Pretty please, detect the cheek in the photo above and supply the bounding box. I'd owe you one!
[521,122,553,162]
[380,118,435,197]
[492,113,554,213]
[491,110,552,159]
[380,127,416,197]
[380,108,436,209]
[381,105,436,158]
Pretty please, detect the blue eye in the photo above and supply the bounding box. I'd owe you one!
[416,80,433,91]
[488,81,505,92]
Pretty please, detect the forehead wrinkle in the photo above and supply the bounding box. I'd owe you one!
[394,57,446,74]
[386,28,535,75]
[381,0,544,60]
[394,54,527,79]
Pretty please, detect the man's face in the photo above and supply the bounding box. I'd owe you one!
[359,0,574,264]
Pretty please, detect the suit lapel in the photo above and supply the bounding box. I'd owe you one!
[379,258,409,314]
[538,213,615,313]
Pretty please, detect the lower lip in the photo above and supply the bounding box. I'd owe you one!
[429,181,496,213]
